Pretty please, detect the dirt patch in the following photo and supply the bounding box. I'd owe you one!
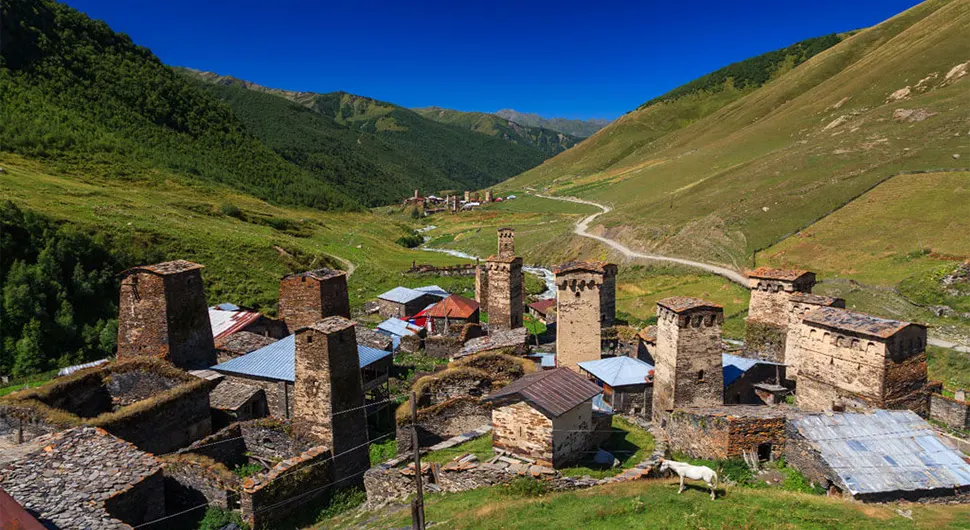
[823,115,850,131]
[886,86,911,103]
[944,60,969,84]
[892,108,937,123]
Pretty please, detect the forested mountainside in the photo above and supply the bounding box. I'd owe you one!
[413,106,580,157]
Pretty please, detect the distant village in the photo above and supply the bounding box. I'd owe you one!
[2,225,970,529]
[403,188,515,214]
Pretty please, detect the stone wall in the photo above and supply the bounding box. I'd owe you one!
[556,270,602,372]
[784,425,835,490]
[162,455,239,511]
[278,270,351,332]
[486,258,524,330]
[221,374,292,419]
[662,407,787,461]
[425,335,464,359]
[611,384,652,417]
[103,469,167,527]
[930,394,970,431]
[101,380,213,454]
[652,304,723,420]
[551,403,595,467]
[492,401,554,466]
[600,264,617,327]
[396,397,491,453]
[743,320,788,363]
[784,297,845,378]
[180,423,247,467]
[241,445,333,528]
[475,265,489,314]
[498,228,515,259]
[378,295,438,320]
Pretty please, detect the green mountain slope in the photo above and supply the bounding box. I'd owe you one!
[495,109,609,138]
[0,0,357,211]
[184,70,555,205]
[504,0,969,269]
[413,107,580,157]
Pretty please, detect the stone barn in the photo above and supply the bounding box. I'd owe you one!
[793,307,929,414]
[783,293,845,378]
[652,297,724,421]
[786,410,970,502]
[278,269,351,331]
[662,406,789,462]
[745,267,816,362]
[528,298,557,325]
[425,294,480,335]
[554,261,605,372]
[578,355,654,417]
[116,260,216,370]
[484,368,606,468]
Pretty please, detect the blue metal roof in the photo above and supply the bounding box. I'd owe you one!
[212,334,390,382]
[378,285,448,304]
[722,353,785,387]
[413,285,449,298]
[578,356,653,387]
[791,410,970,496]
[377,317,420,337]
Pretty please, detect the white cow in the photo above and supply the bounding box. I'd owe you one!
[659,458,719,500]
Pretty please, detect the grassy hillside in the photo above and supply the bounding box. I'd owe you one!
[414,106,579,156]
[502,0,969,271]
[0,0,356,211]
[495,109,610,138]
[185,70,556,205]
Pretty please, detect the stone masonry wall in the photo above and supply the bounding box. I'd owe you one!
[498,228,515,259]
[102,381,213,454]
[396,397,491,453]
[117,272,169,364]
[745,278,808,362]
[652,305,723,420]
[930,394,970,431]
[784,298,845,378]
[600,264,617,327]
[661,409,731,460]
[794,324,888,412]
[492,401,554,466]
[163,270,216,369]
[241,445,333,529]
[475,265,489,314]
[278,272,351,332]
[551,403,594,468]
[556,270,602,372]
[487,258,524,330]
[726,416,786,460]
[103,469,167,528]
[221,374,292,419]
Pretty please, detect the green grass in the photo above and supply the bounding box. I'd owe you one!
[524,314,547,336]
[369,438,397,466]
[0,369,58,397]
[321,478,970,529]
[927,345,970,393]
[422,433,495,465]
[559,416,655,479]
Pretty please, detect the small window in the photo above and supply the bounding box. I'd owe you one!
[307,336,313,344]
[697,370,705,382]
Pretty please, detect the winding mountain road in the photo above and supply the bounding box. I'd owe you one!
[534,192,969,352]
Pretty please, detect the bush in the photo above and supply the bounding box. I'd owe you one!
[198,506,248,530]
[232,462,263,478]
[504,477,547,497]
[395,233,424,248]
[219,201,242,218]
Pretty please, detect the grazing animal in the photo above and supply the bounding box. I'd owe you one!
[659,458,719,500]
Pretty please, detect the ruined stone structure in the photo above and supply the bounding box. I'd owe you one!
[661,406,789,461]
[117,260,216,369]
[293,317,370,480]
[475,265,489,314]
[278,268,350,332]
[486,253,523,330]
[784,293,845,379]
[745,268,816,362]
[652,297,724,420]
[554,262,604,372]
[497,227,515,259]
[793,307,929,414]
[929,393,970,431]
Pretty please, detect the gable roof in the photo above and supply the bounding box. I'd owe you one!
[413,285,450,298]
[378,285,449,304]
[209,304,263,340]
[211,333,391,382]
[790,410,970,496]
[121,259,203,277]
[801,306,920,339]
[637,325,657,343]
[578,356,654,387]
[528,299,557,313]
[377,317,422,337]
[426,294,479,319]
[789,293,845,307]
[484,368,602,417]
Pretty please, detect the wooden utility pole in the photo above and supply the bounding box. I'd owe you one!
[410,391,426,530]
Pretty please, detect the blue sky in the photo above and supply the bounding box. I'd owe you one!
[65,0,921,120]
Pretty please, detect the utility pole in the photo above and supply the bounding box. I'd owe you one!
[410,391,426,530]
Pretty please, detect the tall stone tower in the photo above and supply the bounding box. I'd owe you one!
[475,264,489,314]
[117,260,216,369]
[497,227,515,259]
[744,267,816,362]
[599,263,618,327]
[293,316,370,480]
[485,190,494,203]
[487,229,523,330]
[783,293,845,379]
[464,191,471,202]
[278,269,351,332]
[652,297,724,420]
[554,262,604,372]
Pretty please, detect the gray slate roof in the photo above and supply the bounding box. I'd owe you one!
[790,410,970,496]
[211,333,391,382]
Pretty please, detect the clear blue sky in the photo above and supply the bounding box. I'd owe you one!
[65,0,921,120]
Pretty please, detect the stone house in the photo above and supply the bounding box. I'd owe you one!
[116,259,216,370]
[661,405,790,462]
[786,410,970,501]
[376,286,447,319]
[376,317,425,351]
[425,294,480,335]
[929,392,970,431]
[484,368,606,468]
[783,293,845,378]
[208,379,267,429]
[578,355,654,417]
[744,267,816,362]
[793,306,929,414]
[723,353,788,405]
[528,298,557,325]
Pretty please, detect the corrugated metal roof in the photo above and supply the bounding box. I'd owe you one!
[57,358,108,377]
[578,356,653,387]
[378,287,428,304]
[791,410,970,496]
[426,295,479,318]
[802,306,919,339]
[722,353,785,387]
[377,318,421,337]
[211,334,391,382]
[484,368,602,417]
[413,285,449,298]
[209,305,263,340]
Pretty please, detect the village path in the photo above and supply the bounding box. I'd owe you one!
[532,192,969,352]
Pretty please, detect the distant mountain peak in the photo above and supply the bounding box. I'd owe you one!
[494,109,610,138]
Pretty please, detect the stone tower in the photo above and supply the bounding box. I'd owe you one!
[117,260,216,370]
[497,227,515,259]
[599,263,618,326]
[783,293,845,379]
[554,262,604,372]
[464,190,471,202]
[744,267,816,362]
[652,297,724,420]
[293,316,370,480]
[487,258,524,330]
[485,190,494,203]
[278,269,351,332]
[475,264,489,313]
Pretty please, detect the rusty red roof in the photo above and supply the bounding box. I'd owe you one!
[746,267,813,282]
[528,299,557,313]
[484,367,602,417]
[657,296,722,313]
[426,294,480,319]
[789,293,845,308]
[801,306,922,339]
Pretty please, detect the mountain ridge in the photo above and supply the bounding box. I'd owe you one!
[495,109,610,138]
[413,106,580,157]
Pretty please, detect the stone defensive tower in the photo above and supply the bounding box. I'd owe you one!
[783,293,845,378]
[599,263,618,327]
[744,267,816,362]
[652,297,724,420]
[293,316,370,480]
[475,264,489,313]
[554,262,604,372]
[117,260,216,370]
[278,269,351,332]
[464,191,471,202]
[497,227,515,259]
[485,190,494,203]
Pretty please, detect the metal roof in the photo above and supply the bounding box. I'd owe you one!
[722,353,785,387]
[57,358,108,377]
[425,294,479,319]
[578,356,654,387]
[377,317,421,337]
[209,305,263,340]
[802,306,920,339]
[378,285,448,304]
[790,410,970,496]
[484,367,602,417]
[413,285,450,298]
[211,334,391,382]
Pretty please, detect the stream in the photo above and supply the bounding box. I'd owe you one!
[419,245,556,300]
